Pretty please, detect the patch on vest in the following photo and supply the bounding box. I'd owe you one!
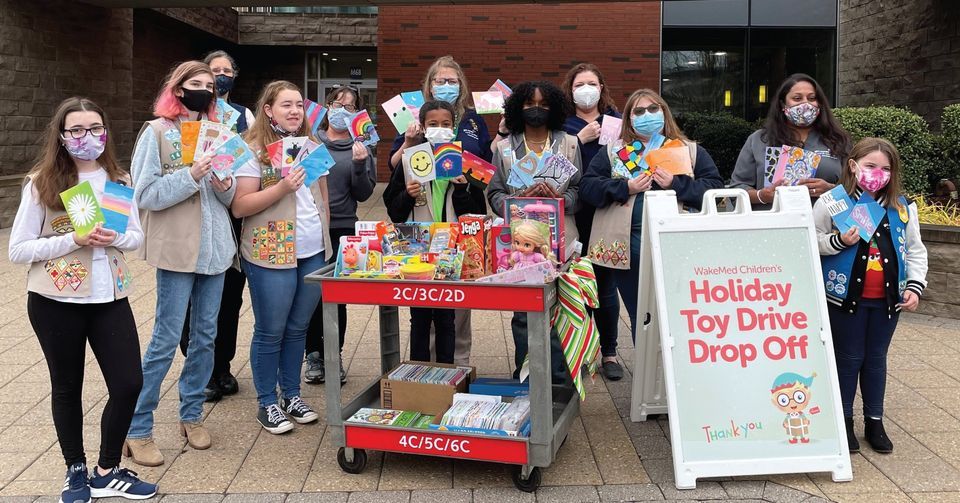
[824,269,848,296]
[261,165,281,189]
[44,256,88,291]
[112,255,131,292]
[50,215,74,234]
[253,220,295,265]
[589,238,628,266]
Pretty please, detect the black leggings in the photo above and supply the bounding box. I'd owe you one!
[27,293,142,469]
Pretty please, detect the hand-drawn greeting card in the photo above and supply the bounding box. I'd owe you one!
[598,115,622,146]
[401,91,425,118]
[300,143,336,187]
[101,181,134,234]
[293,139,321,166]
[615,141,646,175]
[845,191,885,242]
[773,146,822,186]
[382,94,416,133]
[281,136,308,177]
[303,98,327,136]
[489,79,512,99]
[462,151,496,189]
[535,151,578,190]
[763,146,782,187]
[59,181,105,237]
[402,142,436,183]
[821,185,855,234]
[216,99,240,131]
[644,145,693,176]
[472,91,504,115]
[507,151,540,189]
[211,135,254,180]
[179,121,201,165]
[266,140,283,170]
[197,121,229,157]
[434,142,463,179]
[349,110,379,146]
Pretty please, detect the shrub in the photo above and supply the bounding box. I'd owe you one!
[675,111,756,182]
[938,103,960,182]
[833,106,935,195]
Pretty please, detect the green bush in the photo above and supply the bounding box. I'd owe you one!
[676,111,756,181]
[939,103,960,181]
[833,106,935,195]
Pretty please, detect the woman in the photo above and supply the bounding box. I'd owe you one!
[304,84,376,386]
[487,80,580,384]
[126,61,236,466]
[815,137,927,454]
[580,89,723,380]
[9,97,157,501]
[388,55,492,366]
[232,80,331,435]
[731,73,850,209]
[179,49,255,402]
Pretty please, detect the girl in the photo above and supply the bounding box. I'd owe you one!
[486,80,581,383]
[580,89,723,380]
[304,84,377,386]
[731,73,850,210]
[815,137,927,454]
[127,61,236,466]
[9,97,157,502]
[232,80,331,435]
[383,100,486,364]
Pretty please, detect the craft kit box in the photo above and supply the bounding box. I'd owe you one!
[380,361,476,417]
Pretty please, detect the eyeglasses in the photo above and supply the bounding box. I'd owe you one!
[61,126,106,139]
[632,104,661,116]
[329,101,357,113]
[433,78,460,86]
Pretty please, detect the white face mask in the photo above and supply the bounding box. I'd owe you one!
[573,84,601,108]
[424,127,456,145]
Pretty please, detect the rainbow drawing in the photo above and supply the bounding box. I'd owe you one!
[433,142,463,180]
[349,109,379,146]
[101,181,134,234]
[304,98,327,136]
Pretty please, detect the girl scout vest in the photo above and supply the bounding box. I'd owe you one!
[240,160,333,269]
[25,177,133,300]
[135,118,204,273]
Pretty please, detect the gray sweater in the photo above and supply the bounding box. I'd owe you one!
[131,130,237,275]
[317,130,377,230]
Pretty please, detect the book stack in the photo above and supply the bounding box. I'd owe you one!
[387,363,471,387]
[439,393,531,432]
[346,408,434,428]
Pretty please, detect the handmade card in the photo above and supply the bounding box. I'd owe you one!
[434,142,463,179]
[281,136,308,177]
[101,181,134,234]
[845,191,885,242]
[507,151,540,189]
[644,145,693,176]
[489,79,512,99]
[349,110,379,146]
[773,146,822,186]
[598,115,622,146]
[197,121,229,157]
[820,185,855,234]
[615,141,646,175]
[763,146,781,187]
[216,99,240,131]
[534,151,578,190]
[293,139,320,166]
[266,140,283,170]
[211,134,254,180]
[462,151,496,189]
[59,181,104,237]
[401,90,425,118]
[473,91,505,115]
[382,94,416,133]
[303,98,327,136]
[179,121,201,165]
[299,143,336,187]
[402,142,436,183]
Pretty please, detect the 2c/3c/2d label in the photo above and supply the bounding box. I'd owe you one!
[391,286,465,303]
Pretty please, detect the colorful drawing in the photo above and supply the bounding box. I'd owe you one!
[266,140,283,170]
[644,145,693,176]
[844,192,885,242]
[472,91,505,114]
[535,152,578,190]
[303,98,327,136]
[763,146,781,187]
[773,146,822,186]
[59,181,104,237]
[281,136,308,177]
[771,372,818,444]
[348,110,379,146]
[598,115,622,146]
[101,181,134,234]
[381,94,416,133]
[211,134,254,180]
[197,121,229,157]
[462,151,496,189]
[401,90,425,118]
[402,142,436,183]
[507,151,540,189]
[615,141,646,174]
[216,99,240,131]
[433,142,463,179]
[489,79,513,99]
[299,143,336,187]
[179,121,201,165]
[820,185,855,234]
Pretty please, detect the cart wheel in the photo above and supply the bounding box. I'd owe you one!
[337,447,367,474]
[511,466,542,492]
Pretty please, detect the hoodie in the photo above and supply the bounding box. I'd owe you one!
[316,129,377,230]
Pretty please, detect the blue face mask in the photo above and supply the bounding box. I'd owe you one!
[631,111,665,137]
[432,83,460,104]
[328,107,351,131]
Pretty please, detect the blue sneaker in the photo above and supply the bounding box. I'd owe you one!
[59,462,90,503]
[88,466,157,500]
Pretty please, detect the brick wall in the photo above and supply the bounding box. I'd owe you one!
[838,0,960,129]
[375,2,662,181]
[239,12,377,46]
[154,7,239,44]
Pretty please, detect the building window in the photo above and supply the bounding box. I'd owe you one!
[662,28,746,118]
[305,51,379,121]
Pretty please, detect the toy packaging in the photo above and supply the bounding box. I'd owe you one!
[457,214,491,280]
[504,197,565,262]
[429,222,460,253]
[489,224,512,274]
[335,236,369,277]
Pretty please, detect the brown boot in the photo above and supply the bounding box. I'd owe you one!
[180,421,211,450]
[123,438,164,467]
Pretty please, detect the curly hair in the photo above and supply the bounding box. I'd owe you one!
[503,81,570,134]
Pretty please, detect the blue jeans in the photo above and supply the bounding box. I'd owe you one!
[244,252,326,408]
[128,269,225,438]
[828,299,899,418]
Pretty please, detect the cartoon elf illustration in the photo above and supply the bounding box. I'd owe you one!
[771,372,817,444]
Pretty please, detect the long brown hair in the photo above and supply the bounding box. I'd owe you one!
[840,137,904,209]
[620,89,686,144]
[561,63,618,115]
[28,97,125,211]
[422,56,473,121]
[762,73,849,158]
[243,80,314,164]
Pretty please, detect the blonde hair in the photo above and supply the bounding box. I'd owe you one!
[840,137,904,209]
[621,89,686,144]
[422,56,473,122]
[510,219,555,267]
[243,80,315,165]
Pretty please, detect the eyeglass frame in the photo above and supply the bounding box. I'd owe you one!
[61,126,107,140]
[432,78,460,86]
[328,101,358,113]
[631,104,662,116]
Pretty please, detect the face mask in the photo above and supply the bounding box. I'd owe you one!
[432,83,460,104]
[424,127,456,145]
[269,117,295,137]
[62,133,106,161]
[328,107,351,131]
[631,111,665,137]
[855,161,891,193]
[522,107,549,128]
[784,102,820,127]
[179,88,213,113]
[215,75,234,96]
[573,84,601,109]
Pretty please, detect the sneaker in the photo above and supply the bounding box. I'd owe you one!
[304,352,325,384]
[203,377,223,403]
[338,355,347,384]
[280,395,320,424]
[258,404,294,434]
[218,372,239,395]
[59,462,90,503]
[89,466,157,500]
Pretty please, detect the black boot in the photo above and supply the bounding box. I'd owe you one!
[845,417,860,453]
[864,417,893,454]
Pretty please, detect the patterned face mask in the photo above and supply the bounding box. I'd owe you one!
[854,161,891,193]
[783,102,820,128]
[62,133,106,161]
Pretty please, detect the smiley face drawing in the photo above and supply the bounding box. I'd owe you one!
[409,150,434,179]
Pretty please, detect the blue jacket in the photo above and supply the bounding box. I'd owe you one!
[387,109,493,171]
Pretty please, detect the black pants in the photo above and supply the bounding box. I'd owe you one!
[410,308,455,364]
[27,293,142,469]
[511,312,571,384]
[305,227,352,357]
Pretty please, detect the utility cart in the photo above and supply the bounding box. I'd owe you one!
[304,265,579,491]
